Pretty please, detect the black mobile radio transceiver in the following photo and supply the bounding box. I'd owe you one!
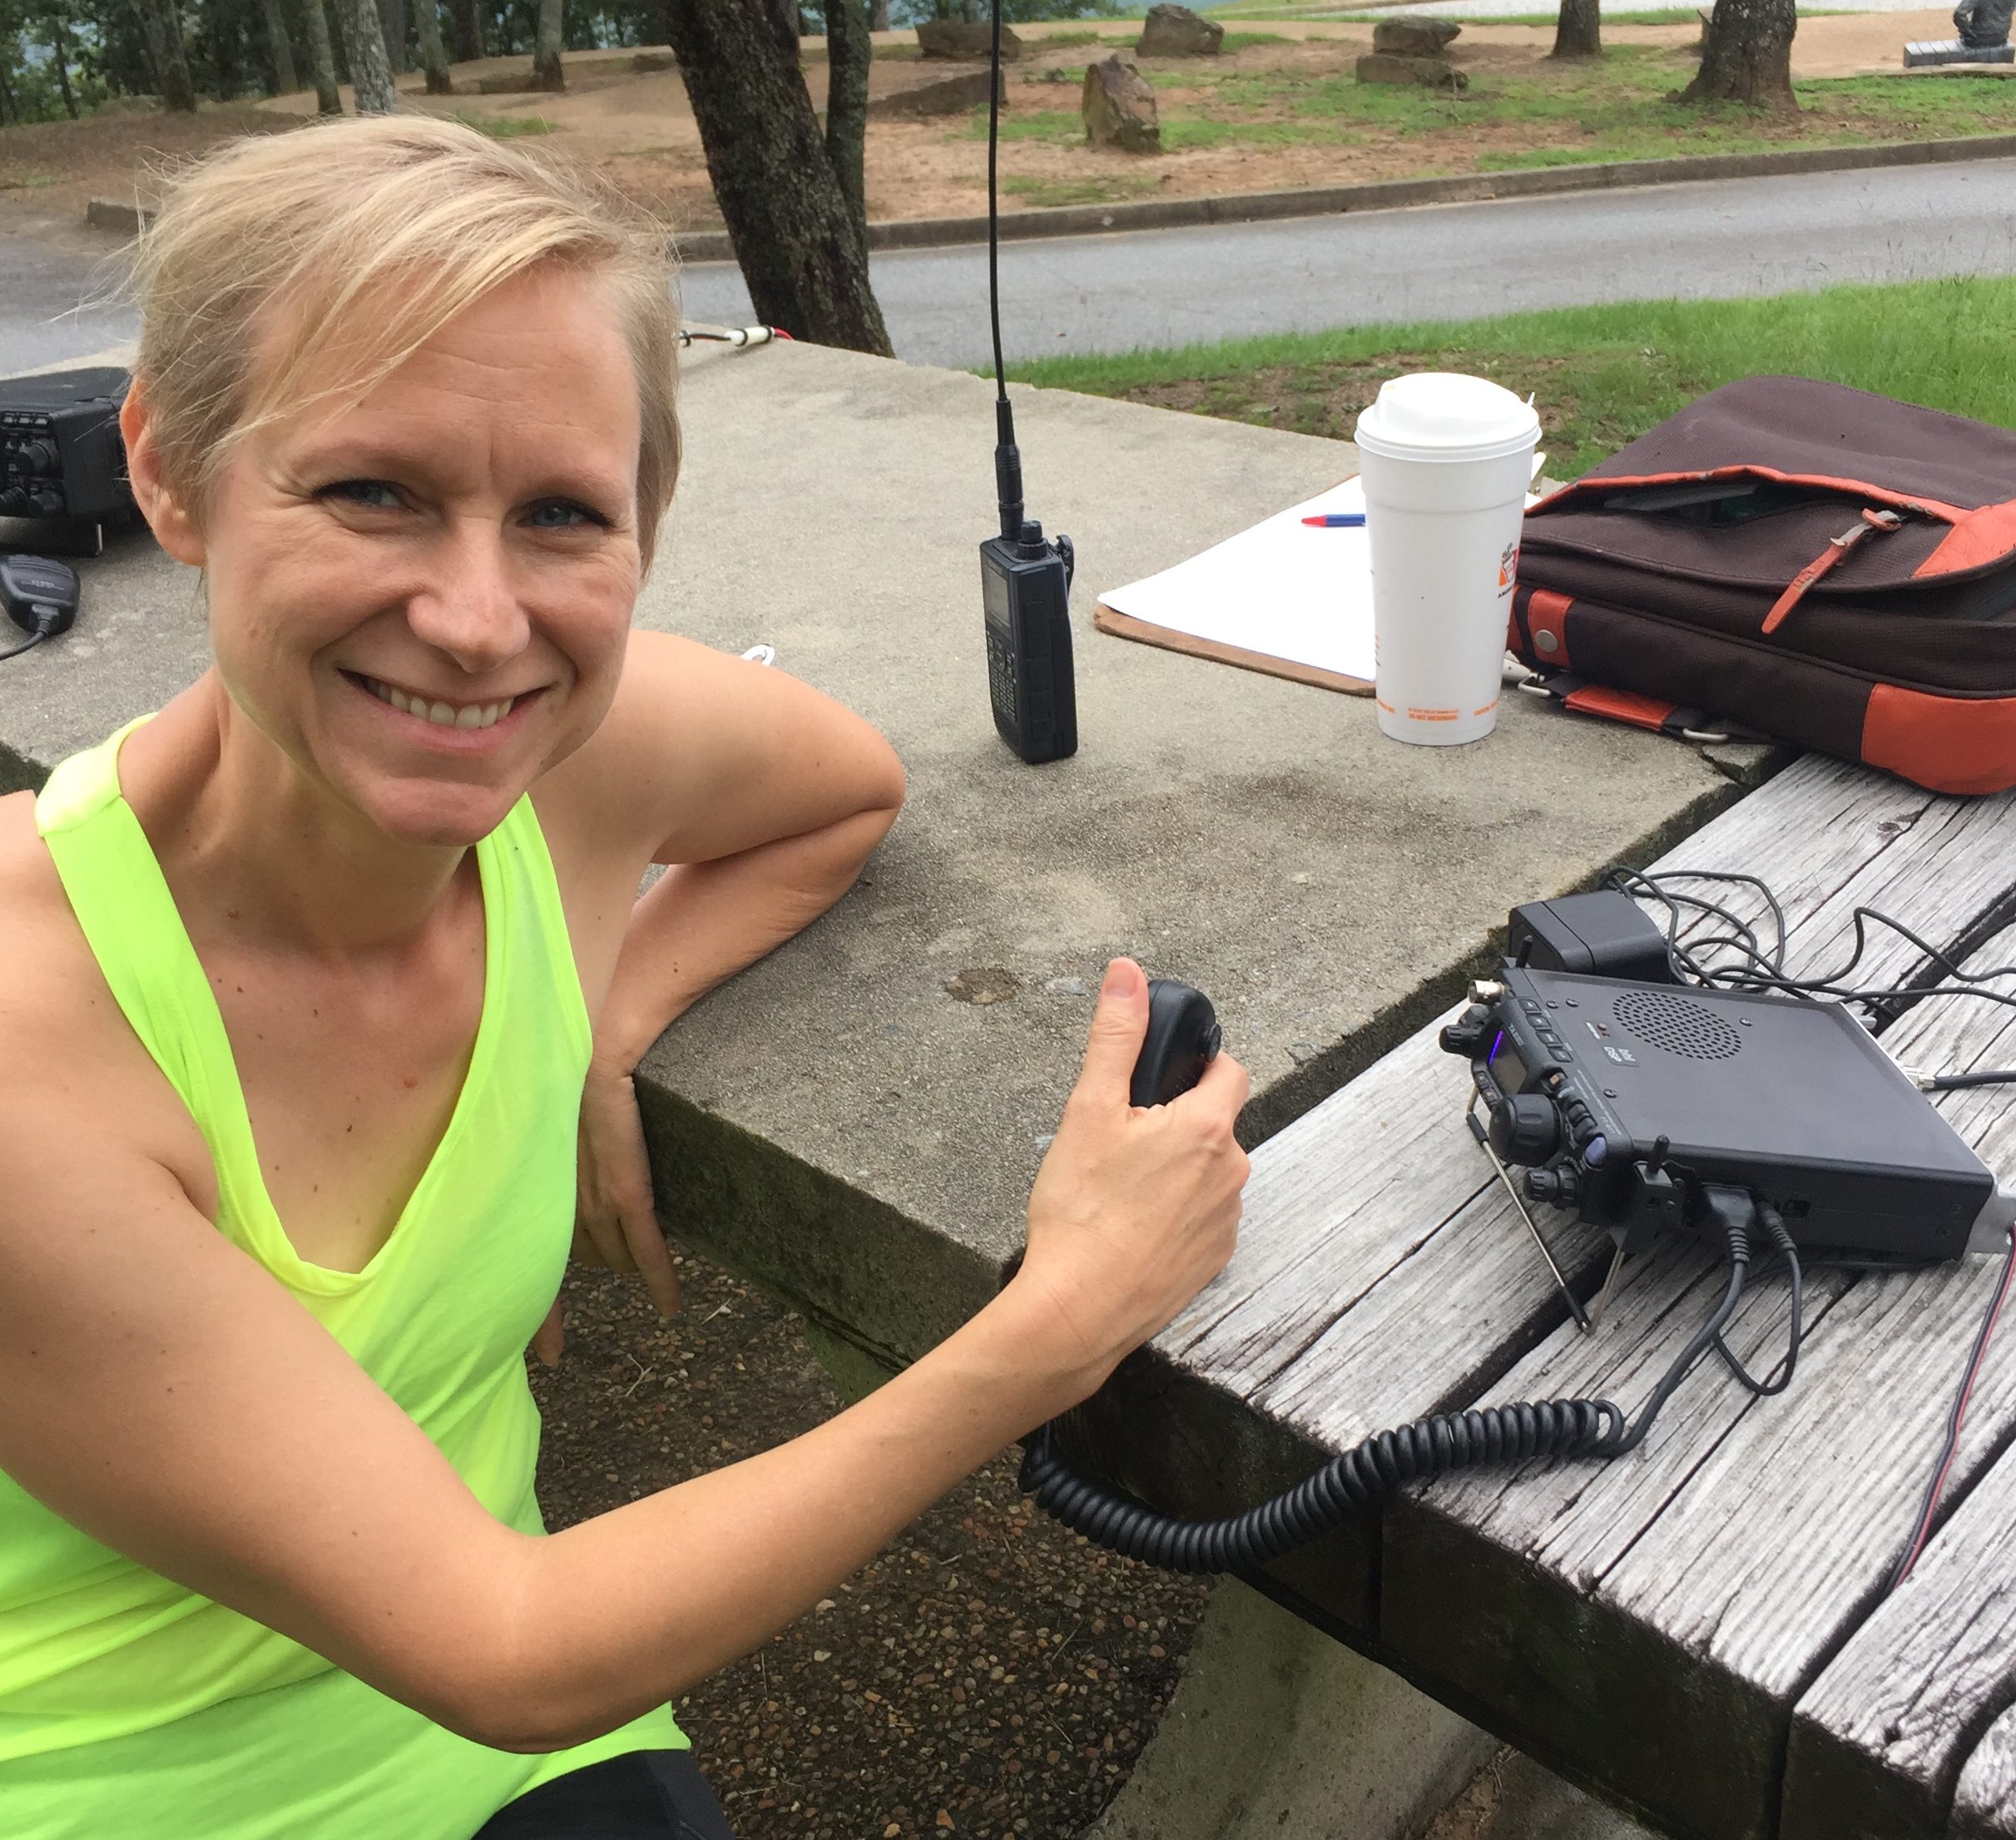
[0,368,134,527]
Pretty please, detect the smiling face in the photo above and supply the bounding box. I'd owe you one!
[143,263,645,850]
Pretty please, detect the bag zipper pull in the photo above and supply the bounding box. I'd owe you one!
[1761,508,1904,636]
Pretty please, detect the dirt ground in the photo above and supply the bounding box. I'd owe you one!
[531,1250,1211,1840]
[0,11,1986,245]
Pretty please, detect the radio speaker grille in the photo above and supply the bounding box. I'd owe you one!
[1612,989,1744,1060]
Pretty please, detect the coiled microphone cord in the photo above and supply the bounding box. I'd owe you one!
[1022,1193,1761,1575]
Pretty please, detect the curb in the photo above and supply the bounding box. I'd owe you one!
[666,131,2016,264]
[89,129,2016,265]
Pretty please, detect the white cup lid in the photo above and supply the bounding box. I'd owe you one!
[1355,372,1541,462]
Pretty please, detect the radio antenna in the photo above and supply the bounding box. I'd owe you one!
[988,0,1023,543]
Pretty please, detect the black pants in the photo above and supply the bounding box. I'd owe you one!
[474,1751,736,1840]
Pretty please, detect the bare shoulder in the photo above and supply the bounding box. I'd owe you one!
[0,789,214,1211]
[531,630,749,858]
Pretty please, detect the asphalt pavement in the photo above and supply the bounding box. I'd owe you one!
[10,155,2016,375]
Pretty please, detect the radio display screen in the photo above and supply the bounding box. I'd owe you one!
[1488,1032,1529,1094]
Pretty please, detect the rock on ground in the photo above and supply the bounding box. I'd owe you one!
[867,68,1005,119]
[1355,50,1470,87]
[1372,16,1462,55]
[1082,54,1162,152]
[918,17,1021,60]
[1137,4,1226,57]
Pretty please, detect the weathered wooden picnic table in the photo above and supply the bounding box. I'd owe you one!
[11,338,2009,1839]
[1094,751,2016,1840]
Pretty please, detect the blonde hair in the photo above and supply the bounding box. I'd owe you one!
[128,113,681,567]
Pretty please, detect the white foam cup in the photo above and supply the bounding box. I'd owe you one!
[1353,374,1542,746]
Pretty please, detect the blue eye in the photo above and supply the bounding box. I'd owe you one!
[526,500,607,530]
[324,479,402,510]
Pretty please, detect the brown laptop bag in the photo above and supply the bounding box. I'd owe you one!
[1508,375,2016,794]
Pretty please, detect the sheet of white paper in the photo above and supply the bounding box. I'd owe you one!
[1097,478,1376,683]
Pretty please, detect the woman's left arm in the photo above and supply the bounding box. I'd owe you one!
[545,633,904,1343]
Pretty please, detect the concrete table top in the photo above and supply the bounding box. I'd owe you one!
[0,340,1763,1376]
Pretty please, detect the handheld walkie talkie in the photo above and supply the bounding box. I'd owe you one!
[978,0,1077,765]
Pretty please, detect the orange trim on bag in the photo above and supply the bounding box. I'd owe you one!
[1530,466,1964,525]
[1523,589,1574,669]
[1916,499,2016,576]
[1562,685,1679,733]
[1864,684,2016,796]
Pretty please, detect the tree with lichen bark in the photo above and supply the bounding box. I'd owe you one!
[301,0,342,110]
[531,0,563,89]
[334,0,399,111]
[825,0,870,238]
[1552,0,1599,57]
[664,0,889,354]
[260,0,301,91]
[414,0,451,92]
[133,0,196,111]
[1682,0,1796,107]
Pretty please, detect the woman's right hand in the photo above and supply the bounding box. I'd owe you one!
[1008,957,1251,1398]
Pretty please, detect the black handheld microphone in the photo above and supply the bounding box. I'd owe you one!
[978,0,1077,765]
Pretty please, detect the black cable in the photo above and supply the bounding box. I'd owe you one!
[1886,1225,2016,1594]
[1023,1198,1755,1575]
[1920,1069,2016,1093]
[0,617,58,663]
[1712,1204,1801,1399]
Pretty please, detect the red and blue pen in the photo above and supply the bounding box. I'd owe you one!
[1301,513,1366,528]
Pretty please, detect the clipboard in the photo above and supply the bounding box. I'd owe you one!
[1093,478,1375,697]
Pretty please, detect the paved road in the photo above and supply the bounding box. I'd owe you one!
[677,157,2016,369]
[13,156,2016,376]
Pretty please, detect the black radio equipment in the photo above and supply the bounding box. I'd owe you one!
[0,368,134,528]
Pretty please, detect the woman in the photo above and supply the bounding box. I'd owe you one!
[0,117,1250,1840]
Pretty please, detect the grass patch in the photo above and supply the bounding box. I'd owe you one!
[1008,278,2016,477]
[0,172,57,189]
[450,112,559,137]
[1002,171,1165,206]
[993,52,2016,162]
[1033,27,1109,45]
[1220,30,1293,47]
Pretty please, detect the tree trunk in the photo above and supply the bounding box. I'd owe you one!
[0,54,17,124]
[333,0,399,110]
[665,0,890,354]
[870,0,888,32]
[1552,0,1600,57]
[531,0,563,89]
[135,0,198,110]
[1682,0,1797,105]
[301,0,343,108]
[379,0,408,70]
[414,0,452,92]
[47,12,78,116]
[448,0,482,62]
[261,0,301,89]
[825,0,869,238]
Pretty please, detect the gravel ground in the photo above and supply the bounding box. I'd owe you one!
[528,1252,1212,1840]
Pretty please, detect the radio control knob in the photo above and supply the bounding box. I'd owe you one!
[16,439,57,474]
[0,486,26,517]
[1439,1002,1493,1059]
[1489,1093,1562,1166]
[27,488,64,516]
[1527,1163,1583,1208]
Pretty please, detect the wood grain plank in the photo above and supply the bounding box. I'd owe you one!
[1382,916,2016,1840]
[1953,1707,2016,1838]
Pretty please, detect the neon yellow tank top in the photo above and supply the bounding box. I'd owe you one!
[0,714,681,1838]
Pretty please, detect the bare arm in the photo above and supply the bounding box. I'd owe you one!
[0,962,1247,1753]
[548,631,906,1072]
